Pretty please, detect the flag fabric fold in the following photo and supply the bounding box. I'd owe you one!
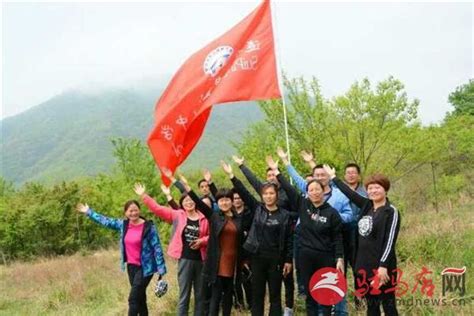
[148,0,281,184]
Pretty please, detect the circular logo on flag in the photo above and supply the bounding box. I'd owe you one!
[203,46,234,77]
[309,267,347,305]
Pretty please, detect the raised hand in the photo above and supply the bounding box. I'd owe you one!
[220,160,234,178]
[203,169,212,183]
[232,155,244,166]
[301,150,316,168]
[161,167,176,182]
[160,184,171,197]
[265,155,279,171]
[133,183,146,197]
[179,174,191,192]
[276,147,289,165]
[323,164,336,179]
[301,150,314,163]
[76,203,89,214]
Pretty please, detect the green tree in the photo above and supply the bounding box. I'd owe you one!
[0,181,84,259]
[237,76,422,179]
[326,77,419,175]
[111,137,162,197]
[448,79,474,116]
[0,176,15,197]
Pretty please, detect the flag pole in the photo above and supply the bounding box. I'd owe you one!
[270,0,292,166]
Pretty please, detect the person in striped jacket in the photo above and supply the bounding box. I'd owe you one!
[324,165,400,316]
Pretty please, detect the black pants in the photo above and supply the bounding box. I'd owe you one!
[359,269,398,316]
[127,264,153,316]
[235,266,252,309]
[298,248,335,316]
[201,282,212,316]
[343,226,361,306]
[251,256,283,316]
[342,226,356,275]
[365,291,398,316]
[283,268,295,309]
[209,276,233,316]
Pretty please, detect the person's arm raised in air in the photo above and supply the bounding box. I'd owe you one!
[76,203,122,231]
[182,176,214,220]
[232,155,264,194]
[203,169,218,198]
[276,147,308,193]
[268,153,303,213]
[221,160,258,212]
[160,184,180,210]
[133,183,177,224]
[323,164,368,209]
[160,168,185,195]
[301,150,317,170]
[162,167,214,219]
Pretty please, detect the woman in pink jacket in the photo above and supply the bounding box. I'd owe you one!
[134,183,209,316]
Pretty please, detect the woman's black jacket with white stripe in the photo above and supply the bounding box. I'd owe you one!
[331,177,401,278]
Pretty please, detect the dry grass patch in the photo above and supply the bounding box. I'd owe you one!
[1,205,473,315]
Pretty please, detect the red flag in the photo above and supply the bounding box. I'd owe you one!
[148,0,281,184]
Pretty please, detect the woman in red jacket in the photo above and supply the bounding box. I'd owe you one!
[134,183,209,316]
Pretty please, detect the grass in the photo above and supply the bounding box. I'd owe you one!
[0,249,185,315]
[1,204,473,315]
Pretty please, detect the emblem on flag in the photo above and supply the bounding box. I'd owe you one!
[148,0,281,185]
[203,46,234,77]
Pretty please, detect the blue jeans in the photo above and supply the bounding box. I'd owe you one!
[334,296,348,316]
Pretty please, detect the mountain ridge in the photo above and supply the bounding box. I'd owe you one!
[1,88,263,185]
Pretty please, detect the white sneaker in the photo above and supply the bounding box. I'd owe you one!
[284,307,294,316]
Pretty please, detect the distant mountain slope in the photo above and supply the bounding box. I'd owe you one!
[1,88,263,184]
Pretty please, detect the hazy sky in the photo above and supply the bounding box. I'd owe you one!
[2,1,473,123]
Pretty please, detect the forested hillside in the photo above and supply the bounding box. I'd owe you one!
[0,77,472,315]
[1,88,262,185]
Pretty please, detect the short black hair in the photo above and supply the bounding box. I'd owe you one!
[215,188,234,202]
[231,188,241,197]
[179,193,190,208]
[260,182,279,196]
[306,179,324,191]
[345,163,361,174]
[312,164,325,174]
[198,179,208,187]
[123,200,141,212]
